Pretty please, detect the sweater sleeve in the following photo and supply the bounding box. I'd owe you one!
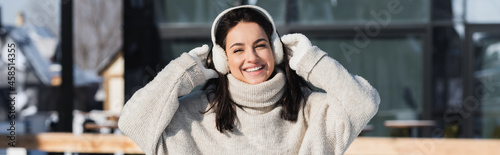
[296,47,380,154]
[118,53,206,155]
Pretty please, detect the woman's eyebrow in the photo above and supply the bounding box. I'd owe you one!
[254,38,268,44]
[229,38,268,48]
[229,43,244,49]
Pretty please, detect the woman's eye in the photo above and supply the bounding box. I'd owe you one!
[256,44,267,48]
[234,49,243,53]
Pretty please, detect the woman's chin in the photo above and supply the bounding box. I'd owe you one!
[246,79,266,85]
[241,75,268,85]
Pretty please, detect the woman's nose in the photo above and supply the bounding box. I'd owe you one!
[246,49,259,63]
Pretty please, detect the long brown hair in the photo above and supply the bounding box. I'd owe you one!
[202,7,310,133]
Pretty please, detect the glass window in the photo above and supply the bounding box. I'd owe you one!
[310,36,423,136]
[254,0,286,25]
[159,39,210,63]
[160,0,285,25]
[296,0,430,25]
[162,0,236,25]
[466,0,500,23]
[473,32,500,138]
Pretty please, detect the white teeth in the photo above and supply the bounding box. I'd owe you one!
[246,66,263,72]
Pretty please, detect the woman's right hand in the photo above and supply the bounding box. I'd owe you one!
[188,44,219,80]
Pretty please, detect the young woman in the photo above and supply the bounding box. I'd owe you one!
[118,5,380,155]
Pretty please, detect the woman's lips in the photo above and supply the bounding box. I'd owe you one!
[243,65,265,76]
[245,65,263,72]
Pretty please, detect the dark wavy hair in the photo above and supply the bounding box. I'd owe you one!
[202,7,310,133]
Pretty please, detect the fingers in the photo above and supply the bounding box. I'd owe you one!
[282,33,309,44]
[188,44,211,63]
[192,44,210,56]
[281,33,301,45]
[295,35,311,48]
[281,33,312,71]
[281,33,311,47]
[199,44,209,54]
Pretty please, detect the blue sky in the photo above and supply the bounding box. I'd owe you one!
[0,0,28,26]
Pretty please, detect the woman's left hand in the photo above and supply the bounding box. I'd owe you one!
[281,33,313,70]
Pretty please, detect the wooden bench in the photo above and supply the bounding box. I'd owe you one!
[1,133,500,154]
[0,133,141,154]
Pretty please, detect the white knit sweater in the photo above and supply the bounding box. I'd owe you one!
[118,47,380,155]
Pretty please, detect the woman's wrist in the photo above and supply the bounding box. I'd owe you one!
[294,47,327,81]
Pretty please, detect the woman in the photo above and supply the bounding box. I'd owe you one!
[118,5,380,155]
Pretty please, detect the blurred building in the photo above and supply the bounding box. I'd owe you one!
[98,52,124,115]
[0,22,56,119]
[0,15,60,154]
[122,0,500,139]
[0,1,110,133]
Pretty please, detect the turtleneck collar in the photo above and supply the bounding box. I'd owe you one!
[227,69,286,114]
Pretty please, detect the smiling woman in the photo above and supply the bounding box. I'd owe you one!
[118,5,380,155]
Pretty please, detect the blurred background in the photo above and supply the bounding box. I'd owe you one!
[0,0,499,154]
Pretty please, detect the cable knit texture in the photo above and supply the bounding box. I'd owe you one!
[119,48,380,154]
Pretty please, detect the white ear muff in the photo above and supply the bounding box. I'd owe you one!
[271,32,283,65]
[212,44,230,74]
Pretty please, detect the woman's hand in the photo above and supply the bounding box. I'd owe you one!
[281,33,314,70]
[188,44,219,80]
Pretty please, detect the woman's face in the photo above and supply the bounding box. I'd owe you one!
[225,22,275,85]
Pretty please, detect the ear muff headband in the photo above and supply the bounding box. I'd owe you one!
[211,5,283,74]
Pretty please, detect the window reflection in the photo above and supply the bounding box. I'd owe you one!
[474,32,500,138]
[159,0,285,25]
[311,36,423,136]
[159,39,210,63]
[296,0,430,25]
